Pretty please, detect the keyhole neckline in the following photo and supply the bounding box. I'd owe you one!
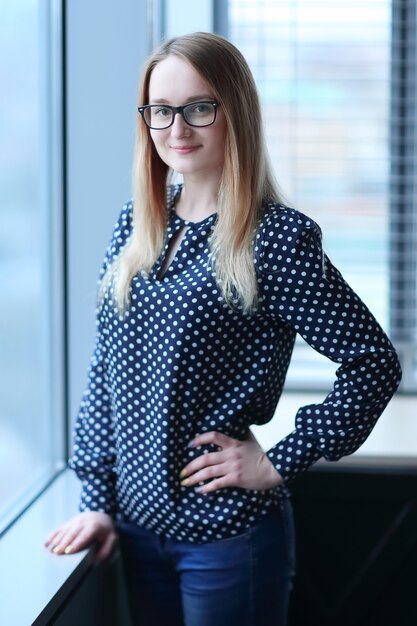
[170,208,217,228]
[169,184,218,229]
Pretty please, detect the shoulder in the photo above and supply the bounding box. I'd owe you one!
[255,201,323,274]
[106,184,179,261]
[257,201,321,240]
[114,199,134,237]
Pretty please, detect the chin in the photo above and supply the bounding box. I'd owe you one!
[169,162,205,176]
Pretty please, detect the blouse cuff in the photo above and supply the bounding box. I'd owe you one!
[266,430,322,483]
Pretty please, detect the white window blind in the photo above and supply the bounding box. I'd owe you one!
[389,0,417,389]
[229,0,415,390]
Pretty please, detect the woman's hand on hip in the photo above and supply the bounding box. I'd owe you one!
[44,511,117,562]
[179,430,284,494]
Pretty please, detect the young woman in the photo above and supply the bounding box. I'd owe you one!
[45,32,401,626]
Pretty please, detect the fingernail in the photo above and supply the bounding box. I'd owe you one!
[64,545,73,554]
[187,440,195,448]
[180,478,189,486]
[195,486,203,493]
[179,469,187,478]
[52,546,60,554]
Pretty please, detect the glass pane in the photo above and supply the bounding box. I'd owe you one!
[0,1,62,530]
[229,0,390,385]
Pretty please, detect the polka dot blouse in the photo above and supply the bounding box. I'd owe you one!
[69,184,402,542]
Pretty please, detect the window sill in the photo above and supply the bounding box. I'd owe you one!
[0,470,94,625]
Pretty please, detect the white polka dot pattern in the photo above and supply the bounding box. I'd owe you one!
[69,184,402,542]
[255,204,402,481]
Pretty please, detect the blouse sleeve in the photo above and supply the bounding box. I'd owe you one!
[68,200,133,514]
[258,207,402,484]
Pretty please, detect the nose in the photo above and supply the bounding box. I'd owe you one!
[170,111,191,137]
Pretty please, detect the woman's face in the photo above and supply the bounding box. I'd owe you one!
[147,55,227,180]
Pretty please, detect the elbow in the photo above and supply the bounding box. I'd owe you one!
[389,347,402,394]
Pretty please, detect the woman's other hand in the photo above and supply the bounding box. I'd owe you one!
[44,511,117,562]
[179,430,284,494]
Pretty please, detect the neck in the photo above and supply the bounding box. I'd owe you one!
[175,172,221,222]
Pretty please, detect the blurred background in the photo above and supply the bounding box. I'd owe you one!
[0,0,416,555]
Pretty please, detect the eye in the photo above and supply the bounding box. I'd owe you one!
[154,106,171,117]
[188,102,212,115]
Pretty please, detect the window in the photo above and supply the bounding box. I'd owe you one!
[228,0,415,390]
[0,0,65,533]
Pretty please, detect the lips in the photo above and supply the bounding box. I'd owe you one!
[171,145,201,154]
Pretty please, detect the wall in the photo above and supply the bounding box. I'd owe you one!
[66,0,148,423]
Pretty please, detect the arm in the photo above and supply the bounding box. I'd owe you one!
[46,316,117,558]
[259,209,402,483]
[69,200,133,512]
[45,202,133,557]
[68,319,118,514]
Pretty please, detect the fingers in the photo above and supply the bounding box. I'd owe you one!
[190,431,239,450]
[56,526,95,555]
[181,432,244,493]
[46,523,86,555]
[45,524,74,552]
[181,431,281,492]
[197,476,232,494]
[180,450,224,481]
[181,431,240,480]
[44,512,116,559]
[181,461,229,488]
[44,528,61,549]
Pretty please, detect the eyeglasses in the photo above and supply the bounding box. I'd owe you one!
[138,100,220,130]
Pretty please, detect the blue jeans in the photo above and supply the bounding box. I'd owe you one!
[116,500,296,626]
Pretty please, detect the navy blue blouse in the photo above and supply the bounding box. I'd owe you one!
[69,184,401,542]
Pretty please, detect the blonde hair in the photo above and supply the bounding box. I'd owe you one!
[101,31,283,315]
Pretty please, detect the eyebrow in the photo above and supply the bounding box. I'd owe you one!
[149,94,215,105]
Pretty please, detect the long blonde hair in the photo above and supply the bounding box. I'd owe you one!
[101,32,283,315]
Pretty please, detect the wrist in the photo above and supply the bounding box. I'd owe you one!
[262,453,284,488]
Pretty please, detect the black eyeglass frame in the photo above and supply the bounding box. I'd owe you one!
[137,100,221,130]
